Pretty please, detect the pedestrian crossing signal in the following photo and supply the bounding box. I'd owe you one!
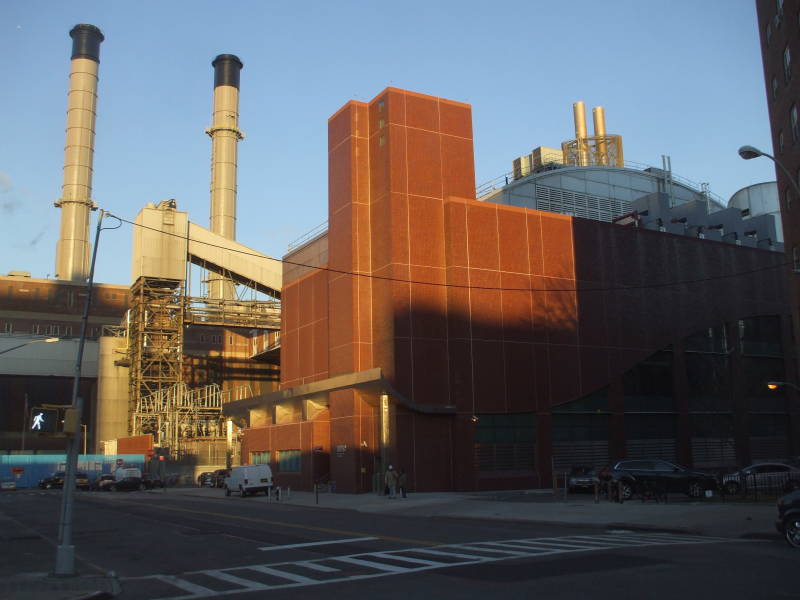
[30,408,59,433]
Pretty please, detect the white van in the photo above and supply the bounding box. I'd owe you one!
[224,465,272,496]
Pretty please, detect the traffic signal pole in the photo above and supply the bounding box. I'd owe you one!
[54,211,105,576]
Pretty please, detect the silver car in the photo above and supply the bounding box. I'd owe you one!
[722,462,800,495]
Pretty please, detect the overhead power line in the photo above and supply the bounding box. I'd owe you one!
[108,212,788,294]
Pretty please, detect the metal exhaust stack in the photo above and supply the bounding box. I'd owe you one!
[206,54,243,300]
[572,101,588,166]
[55,24,104,282]
[592,106,607,165]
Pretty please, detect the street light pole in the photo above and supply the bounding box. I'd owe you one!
[54,210,105,576]
[0,337,59,357]
[738,145,800,197]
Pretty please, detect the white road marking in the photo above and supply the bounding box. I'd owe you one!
[296,560,341,573]
[203,571,268,590]
[258,537,377,551]
[154,575,216,595]
[331,556,410,572]
[248,565,318,583]
[133,533,751,600]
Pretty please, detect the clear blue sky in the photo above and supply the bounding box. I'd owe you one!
[0,0,776,286]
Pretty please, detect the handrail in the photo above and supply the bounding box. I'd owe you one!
[475,160,727,207]
[287,221,329,252]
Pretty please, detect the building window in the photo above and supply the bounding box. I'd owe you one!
[31,324,40,335]
[51,325,59,336]
[3,322,12,333]
[794,247,800,272]
[773,75,779,100]
[377,99,385,112]
[784,45,792,82]
[779,130,785,153]
[379,135,386,147]
[64,326,72,337]
[474,413,536,472]
[786,187,793,211]
[767,22,773,46]
[379,118,385,129]
[250,451,270,465]
[792,105,799,142]
[277,449,301,472]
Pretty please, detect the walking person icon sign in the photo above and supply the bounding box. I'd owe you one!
[32,412,45,430]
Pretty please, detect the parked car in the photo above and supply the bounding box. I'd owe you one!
[111,468,144,491]
[722,462,800,496]
[224,465,272,497]
[776,488,800,548]
[609,459,716,500]
[197,471,215,487]
[0,478,17,491]
[568,466,599,493]
[212,469,230,488]
[38,471,89,490]
[142,473,164,489]
[91,474,116,491]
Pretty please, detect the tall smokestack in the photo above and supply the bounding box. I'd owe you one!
[206,54,243,300]
[55,24,104,282]
[592,106,607,166]
[572,101,588,166]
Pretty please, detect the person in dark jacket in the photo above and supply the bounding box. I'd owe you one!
[397,468,408,498]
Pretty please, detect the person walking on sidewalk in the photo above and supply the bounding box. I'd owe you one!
[397,468,408,498]
[384,465,398,499]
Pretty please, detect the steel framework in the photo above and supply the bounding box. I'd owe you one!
[127,276,184,436]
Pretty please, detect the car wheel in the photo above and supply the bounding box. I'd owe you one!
[723,481,740,496]
[687,482,703,498]
[784,517,800,548]
[620,482,633,500]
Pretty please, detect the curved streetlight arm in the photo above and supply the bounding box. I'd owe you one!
[0,337,60,357]
[767,380,800,392]
[739,145,800,198]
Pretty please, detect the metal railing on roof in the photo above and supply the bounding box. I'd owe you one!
[475,160,726,207]
[287,221,329,252]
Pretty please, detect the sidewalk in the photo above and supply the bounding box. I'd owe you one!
[173,486,779,539]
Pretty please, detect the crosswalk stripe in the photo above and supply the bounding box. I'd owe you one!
[557,536,655,547]
[203,570,269,589]
[258,537,378,551]
[332,556,411,572]
[500,539,609,551]
[248,565,318,583]
[465,542,562,554]
[372,552,446,567]
[412,548,492,561]
[154,575,215,595]
[296,561,341,573]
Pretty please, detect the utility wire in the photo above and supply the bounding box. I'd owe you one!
[107,211,788,294]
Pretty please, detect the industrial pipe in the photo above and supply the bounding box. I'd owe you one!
[55,24,104,282]
[572,101,588,166]
[593,106,607,165]
[206,54,243,300]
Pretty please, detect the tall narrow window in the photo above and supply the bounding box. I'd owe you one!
[773,75,779,100]
[766,22,773,46]
[792,105,798,141]
[779,130,785,153]
[784,46,792,82]
[786,187,793,211]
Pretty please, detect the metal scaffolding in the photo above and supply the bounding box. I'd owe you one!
[127,277,184,436]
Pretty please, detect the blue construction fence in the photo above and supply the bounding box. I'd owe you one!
[0,455,145,489]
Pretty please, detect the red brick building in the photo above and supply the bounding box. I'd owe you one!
[236,88,796,493]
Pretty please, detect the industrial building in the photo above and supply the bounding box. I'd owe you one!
[224,87,797,493]
[0,26,281,475]
[2,23,798,493]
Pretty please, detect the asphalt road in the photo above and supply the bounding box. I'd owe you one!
[0,488,795,599]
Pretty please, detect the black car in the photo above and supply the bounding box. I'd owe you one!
[609,459,716,500]
[197,472,215,487]
[142,473,164,490]
[776,489,800,548]
[38,471,90,490]
[212,469,230,488]
[91,474,116,491]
